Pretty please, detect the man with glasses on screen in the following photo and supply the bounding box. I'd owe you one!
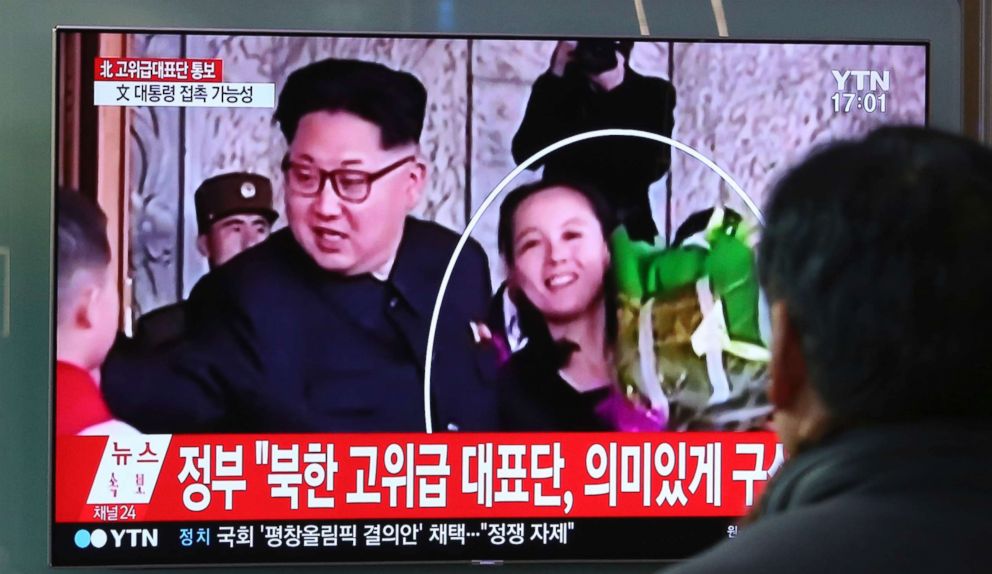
[102,58,498,433]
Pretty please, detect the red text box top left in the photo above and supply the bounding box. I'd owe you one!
[94,58,223,83]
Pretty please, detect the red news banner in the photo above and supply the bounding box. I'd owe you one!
[94,57,223,82]
[56,433,784,524]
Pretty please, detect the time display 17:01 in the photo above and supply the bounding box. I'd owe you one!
[832,92,887,113]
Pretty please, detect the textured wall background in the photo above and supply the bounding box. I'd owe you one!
[128,36,926,319]
[669,42,928,231]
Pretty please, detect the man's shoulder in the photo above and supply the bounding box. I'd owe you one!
[192,229,316,317]
[137,301,185,325]
[403,217,487,264]
[223,228,300,275]
[134,301,186,347]
[209,229,308,291]
[665,493,988,574]
[394,218,491,312]
[624,70,675,94]
[403,217,461,248]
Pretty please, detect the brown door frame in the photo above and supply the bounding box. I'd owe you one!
[56,32,132,332]
[92,33,132,333]
[963,0,992,143]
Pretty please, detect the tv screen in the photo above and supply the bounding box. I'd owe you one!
[51,28,927,567]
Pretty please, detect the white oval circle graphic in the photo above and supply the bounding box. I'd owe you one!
[422,128,762,432]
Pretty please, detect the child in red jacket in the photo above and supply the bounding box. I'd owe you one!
[55,189,135,436]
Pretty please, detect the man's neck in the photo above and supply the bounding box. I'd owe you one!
[368,218,407,281]
[371,253,396,282]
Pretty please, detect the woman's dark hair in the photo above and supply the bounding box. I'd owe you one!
[758,126,992,426]
[497,178,619,368]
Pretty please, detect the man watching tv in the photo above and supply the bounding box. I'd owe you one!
[665,126,992,574]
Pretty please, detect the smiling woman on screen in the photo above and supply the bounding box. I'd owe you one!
[494,179,664,432]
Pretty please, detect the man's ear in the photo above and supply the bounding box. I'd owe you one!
[404,156,427,211]
[768,300,808,410]
[196,234,210,259]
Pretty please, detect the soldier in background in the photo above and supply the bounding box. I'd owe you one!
[132,172,277,349]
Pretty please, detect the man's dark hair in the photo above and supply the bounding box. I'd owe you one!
[758,126,992,425]
[274,58,427,149]
[497,178,619,366]
[57,189,111,320]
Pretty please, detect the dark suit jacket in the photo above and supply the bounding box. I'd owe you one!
[103,218,499,433]
[498,343,613,432]
[131,301,186,350]
[126,269,220,350]
[663,420,992,574]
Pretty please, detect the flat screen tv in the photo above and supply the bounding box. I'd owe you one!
[51,27,927,567]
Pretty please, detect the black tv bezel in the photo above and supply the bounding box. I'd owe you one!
[49,26,930,568]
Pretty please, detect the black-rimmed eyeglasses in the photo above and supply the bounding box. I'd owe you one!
[281,155,416,204]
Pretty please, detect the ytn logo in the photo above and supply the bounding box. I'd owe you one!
[832,70,890,92]
[74,528,159,549]
[74,529,108,549]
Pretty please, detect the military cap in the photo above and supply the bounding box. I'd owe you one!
[194,172,278,235]
[274,58,427,149]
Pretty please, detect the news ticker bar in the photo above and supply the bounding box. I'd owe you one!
[52,517,738,567]
[55,433,784,522]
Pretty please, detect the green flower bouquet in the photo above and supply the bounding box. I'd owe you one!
[611,207,772,431]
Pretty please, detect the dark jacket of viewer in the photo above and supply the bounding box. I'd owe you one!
[663,420,992,574]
